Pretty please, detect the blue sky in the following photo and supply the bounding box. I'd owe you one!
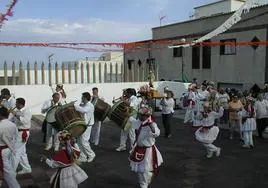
[0,0,266,65]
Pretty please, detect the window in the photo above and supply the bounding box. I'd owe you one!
[202,40,211,69]
[173,47,182,57]
[220,39,236,55]
[192,44,200,69]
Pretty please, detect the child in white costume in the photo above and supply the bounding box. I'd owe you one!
[129,106,163,188]
[239,96,256,148]
[41,131,88,188]
[195,102,224,158]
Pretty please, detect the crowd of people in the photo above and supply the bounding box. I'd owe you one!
[1,79,266,187]
[0,84,168,188]
[182,80,268,158]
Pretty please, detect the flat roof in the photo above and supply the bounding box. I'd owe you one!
[152,3,268,30]
[194,0,246,9]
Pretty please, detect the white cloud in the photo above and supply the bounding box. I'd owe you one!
[0,18,153,62]
[0,18,152,42]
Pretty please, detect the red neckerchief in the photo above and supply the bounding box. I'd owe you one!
[133,117,153,146]
[246,104,254,118]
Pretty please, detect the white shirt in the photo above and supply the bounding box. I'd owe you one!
[160,98,175,114]
[129,117,160,147]
[9,107,32,130]
[41,100,60,114]
[195,107,224,127]
[0,119,19,153]
[74,101,94,126]
[254,99,268,119]
[1,96,16,110]
[129,95,140,111]
[217,93,230,109]
[198,90,209,100]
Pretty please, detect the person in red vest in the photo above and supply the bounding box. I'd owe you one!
[128,106,163,188]
[41,130,88,188]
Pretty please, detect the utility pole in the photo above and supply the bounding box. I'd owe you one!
[160,16,166,26]
[48,53,54,64]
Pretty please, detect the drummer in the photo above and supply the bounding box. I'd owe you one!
[0,88,16,116]
[52,84,67,104]
[90,87,104,146]
[41,93,61,151]
[74,92,96,163]
[116,88,140,152]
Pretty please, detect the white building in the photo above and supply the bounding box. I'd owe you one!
[124,0,268,90]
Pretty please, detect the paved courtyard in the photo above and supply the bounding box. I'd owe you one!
[4,111,268,188]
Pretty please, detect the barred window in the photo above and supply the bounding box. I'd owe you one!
[220,39,236,55]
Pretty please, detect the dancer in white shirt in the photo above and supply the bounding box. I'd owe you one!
[195,102,224,158]
[129,106,163,188]
[74,92,96,163]
[0,107,20,188]
[9,98,32,175]
[239,96,256,148]
[184,84,198,123]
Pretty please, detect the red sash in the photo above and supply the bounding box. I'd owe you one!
[18,129,30,142]
[0,146,8,180]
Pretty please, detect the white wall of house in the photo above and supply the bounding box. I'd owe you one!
[0,81,189,115]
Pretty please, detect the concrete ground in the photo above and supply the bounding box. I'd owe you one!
[3,111,268,188]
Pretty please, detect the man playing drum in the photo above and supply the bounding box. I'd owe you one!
[9,98,32,175]
[41,93,61,151]
[52,84,67,104]
[0,88,16,117]
[90,87,104,146]
[74,92,96,163]
[116,88,140,152]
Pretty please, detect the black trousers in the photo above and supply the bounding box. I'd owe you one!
[162,113,173,137]
[256,118,268,138]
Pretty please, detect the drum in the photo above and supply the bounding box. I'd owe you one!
[108,101,137,130]
[55,102,87,137]
[91,98,111,122]
[108,101,129,130]
[45,106,59,123]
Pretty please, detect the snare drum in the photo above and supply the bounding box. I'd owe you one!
[108,101,137,130]
[92,98,111,122]
[55,102,87,137]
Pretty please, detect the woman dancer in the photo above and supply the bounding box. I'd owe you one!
[41,130,88,188]
[239,97,256,148]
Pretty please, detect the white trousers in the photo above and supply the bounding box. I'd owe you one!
[2,148,20,188]
[90,121,101,145]
[184,108,195,123]
[46,123,59,148]
[203,143,219,153]
[119,128,135,149]
[78,126,95,160]
[137,172,153,188]
[13,131,31,172]
[243,131,254,146]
